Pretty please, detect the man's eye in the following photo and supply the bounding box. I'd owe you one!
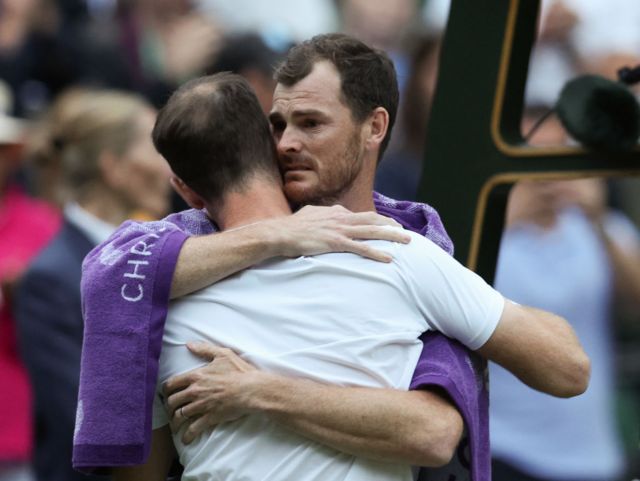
[271,121,286,132]
[302,119,319,128]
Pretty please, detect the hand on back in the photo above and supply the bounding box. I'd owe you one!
[267,205,411,262]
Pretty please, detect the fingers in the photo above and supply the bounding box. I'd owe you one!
[343,225,411,244]
[341,241,393,263]
[164,344,234,395]
[186,342,239,360]
[170,407,217,444]
[185,341,222,360]
[169,404,191,433]
[182,416,211,445]
[333,225,411,262]
[346,211,402,227]
[169,397,207,431]
[167,387,192,415]
[164,371,196,397]
[295,205,401,228]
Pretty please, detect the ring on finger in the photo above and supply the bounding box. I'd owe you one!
[180,406,191,421]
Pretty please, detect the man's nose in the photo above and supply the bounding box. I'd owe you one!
[276,127,302,154]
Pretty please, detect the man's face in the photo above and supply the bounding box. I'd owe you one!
[269,61,367,207]
[117,109,171,218]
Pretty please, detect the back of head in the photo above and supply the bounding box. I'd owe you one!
[38,89,151,203]
[152,73,278,203]
[275,33,399,156]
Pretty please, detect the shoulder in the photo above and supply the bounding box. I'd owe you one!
[386,229,477,289]
[362,226,450,258]
[396,229,453,261]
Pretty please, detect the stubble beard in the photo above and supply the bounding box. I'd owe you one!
[287,130,365,208]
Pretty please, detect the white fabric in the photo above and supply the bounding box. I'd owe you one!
[154,229,504,481]
[64,203,116,246]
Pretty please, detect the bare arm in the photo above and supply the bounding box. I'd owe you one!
[171,205,411,298]
[112,426,175,481]
[477,300,590,397]
[248,376,462,467]
[164,344,463,467]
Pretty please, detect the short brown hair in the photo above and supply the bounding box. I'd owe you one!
[152,73,279,203]
[275,33,399,156]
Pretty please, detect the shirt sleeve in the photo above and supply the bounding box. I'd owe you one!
[396,233,505,350]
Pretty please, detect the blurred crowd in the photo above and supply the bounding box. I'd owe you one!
[0,0,638,480]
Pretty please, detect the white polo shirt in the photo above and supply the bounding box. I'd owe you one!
[154,229,504,481]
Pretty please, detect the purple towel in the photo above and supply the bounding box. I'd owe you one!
[73,194,489,481]
[413,333,489,481]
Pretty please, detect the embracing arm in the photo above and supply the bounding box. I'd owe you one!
[171,205,410,298]
[477,300,590,397]
[111,426,175,481]
[165,344,462,467]
[397,235,590,398]
[247,375,462,466]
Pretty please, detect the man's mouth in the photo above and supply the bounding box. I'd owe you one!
[283,166,313,183]
[284,164,312,171]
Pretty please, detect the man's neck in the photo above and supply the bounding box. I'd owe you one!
[209,178,292,231]
[334,156,377,213]
[337,183,377,212]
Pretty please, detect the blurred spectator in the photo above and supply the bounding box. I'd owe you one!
[338,0,420,94]
[14,89,169,481]
[550,0,640,79]
[0,0,223,119]
[23,88,94,207]
[206,32,285,114]
[0,83,60,481]
[339,0,417,53]
[489,113,640,481]
[420,0,640,103]
[80,0,220,107]
[526,0,640,105]
[524,0,581,107]
[113,0,223,107]
[197,0,338,46]
[0,0,78,117]
[375,32,441,200]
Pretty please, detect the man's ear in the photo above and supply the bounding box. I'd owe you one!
[364,107,390,152]
[170,176,206,210]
